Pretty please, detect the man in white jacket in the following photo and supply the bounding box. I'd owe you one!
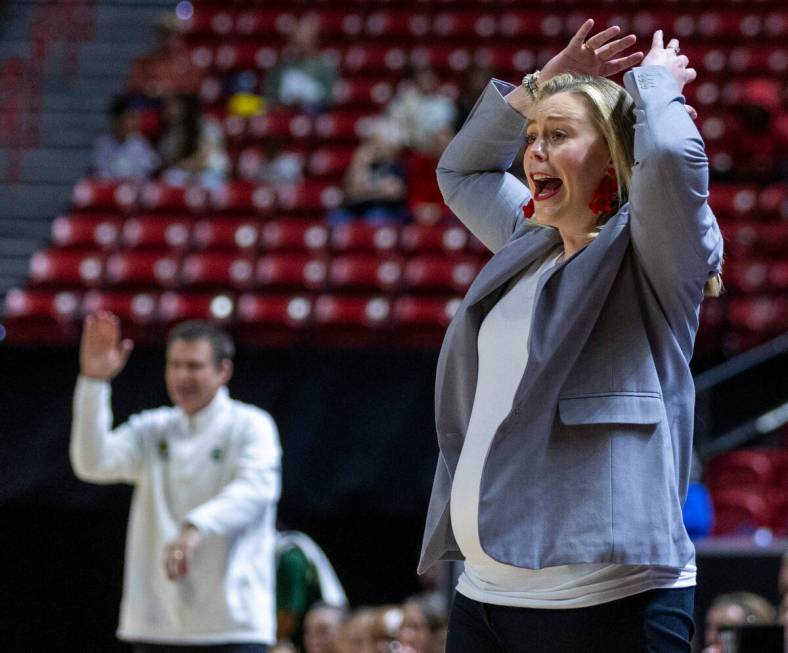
[71,312,281,652]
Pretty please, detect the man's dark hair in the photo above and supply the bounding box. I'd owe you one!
[167,321,235,367]
[109,95,130,120]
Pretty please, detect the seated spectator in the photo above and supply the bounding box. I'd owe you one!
[304,603,347,653]
[127,13,203,100]
[397,596,448,653]
[454,63,493,132]
[158,93,229,188]
[386,67,457,154]
[92,95,159,181]
[276,530,348,650]
[702,591,777,653]
[329,120,408,225]
[335,608,376,653]
[370,606,403,653]
[264,18,336,114]
[238,139,304,186]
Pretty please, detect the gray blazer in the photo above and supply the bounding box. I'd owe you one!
[418,66,723,573]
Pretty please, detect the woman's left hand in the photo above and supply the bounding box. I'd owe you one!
[541,19,644,83]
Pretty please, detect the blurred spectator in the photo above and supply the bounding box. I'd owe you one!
[303,603,347,653]
[454,64,493,132]
[276,530,348,650]
[127,13,203,99]
[397,596,448,653]
[92,95,159,181]
[158,93,229,188]
[370,606,403,653]
[238,139,304,186]
[722,78,788,183]
[264,18,337,113]
[702,591,777,653]
[387,67,457,153]
[683,451,714,540]
[329,119,408,225]
[336,608,376,653]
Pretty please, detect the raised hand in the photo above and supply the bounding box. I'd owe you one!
[642,30,698,118]
[79,311,134,381]
[541,19,644,83]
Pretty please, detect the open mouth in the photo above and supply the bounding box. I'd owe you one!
[531,175,563,201]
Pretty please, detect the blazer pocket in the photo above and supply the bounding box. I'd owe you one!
[558,392,663,425]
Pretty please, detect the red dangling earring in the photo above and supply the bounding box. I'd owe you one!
[523,199,535,219]
[588,167,619,216]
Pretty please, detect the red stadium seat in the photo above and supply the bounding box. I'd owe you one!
[403,255,484,293]
[769,451,788,491]
[236,293,312,328]
[180,253,254,289]
[330,79,394,109]
[235,9,298,37]
[498,11,562,40]
[711,488,772,536]
[758,184,788,220]
[260,220,330,252]
[338,45,409,74]
[708,184,760,220]
[706,450,775,493]
[728,296,788,333]
[180,8,236,36]
[140,182,208,213]
[276,182,343,213]
[725,259,771,294]
[432,11,498,39]
[313,294,391,328]
[330,223,399,253]
[82,290,158,324]
[728,46,787,75]
[409,46,472,73]
[247,111,313,142]
[28,249,104,288]
[256,254,328,290]
[51,213,122,250]
[474,46,536,75]
[105,251,180,289]
[328,255,403,291]
[72,178,139,212]
[192,218,261,251]
[313,111,376,143]
[770,492,788,536]
[307,146,355,180]
[2,288,81,344]
[365,11,430,40]
[302,10,364,39]
[392,295,461,329]
[158,292,235,324]
[400,224,469,255]
[209,182,275,215]
[122,216,192,251]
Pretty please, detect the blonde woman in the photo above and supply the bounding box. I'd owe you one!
[419,20,723,653]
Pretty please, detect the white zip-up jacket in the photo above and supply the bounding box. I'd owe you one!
[70,376,281,645]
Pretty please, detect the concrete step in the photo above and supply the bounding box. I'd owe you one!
[0,255,33,276]
[0,235,44,255]
[0,148,92,184]
[0,218,53,239]
[0,182,74,220]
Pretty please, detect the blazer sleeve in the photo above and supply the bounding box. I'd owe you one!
[623,66,723,345]
[436,79,535,253]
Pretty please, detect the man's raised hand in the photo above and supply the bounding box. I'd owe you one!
[79,311,134,381]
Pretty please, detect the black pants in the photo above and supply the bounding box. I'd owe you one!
[132,644,267,653]
[446,587,695,653]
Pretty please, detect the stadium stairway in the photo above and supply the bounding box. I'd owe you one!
[0,0,172,300]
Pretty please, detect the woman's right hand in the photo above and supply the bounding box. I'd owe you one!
[540,19,644,83]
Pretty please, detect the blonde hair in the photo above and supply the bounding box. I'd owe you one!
[534,73,722,297]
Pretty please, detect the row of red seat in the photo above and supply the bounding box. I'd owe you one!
[187,42,787,76]
[706,449,788,536]
[2,288,462,347]
[180,7,786,41]
[27,249,487,293]
[53,215,484,254]
[70,177,788,219]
